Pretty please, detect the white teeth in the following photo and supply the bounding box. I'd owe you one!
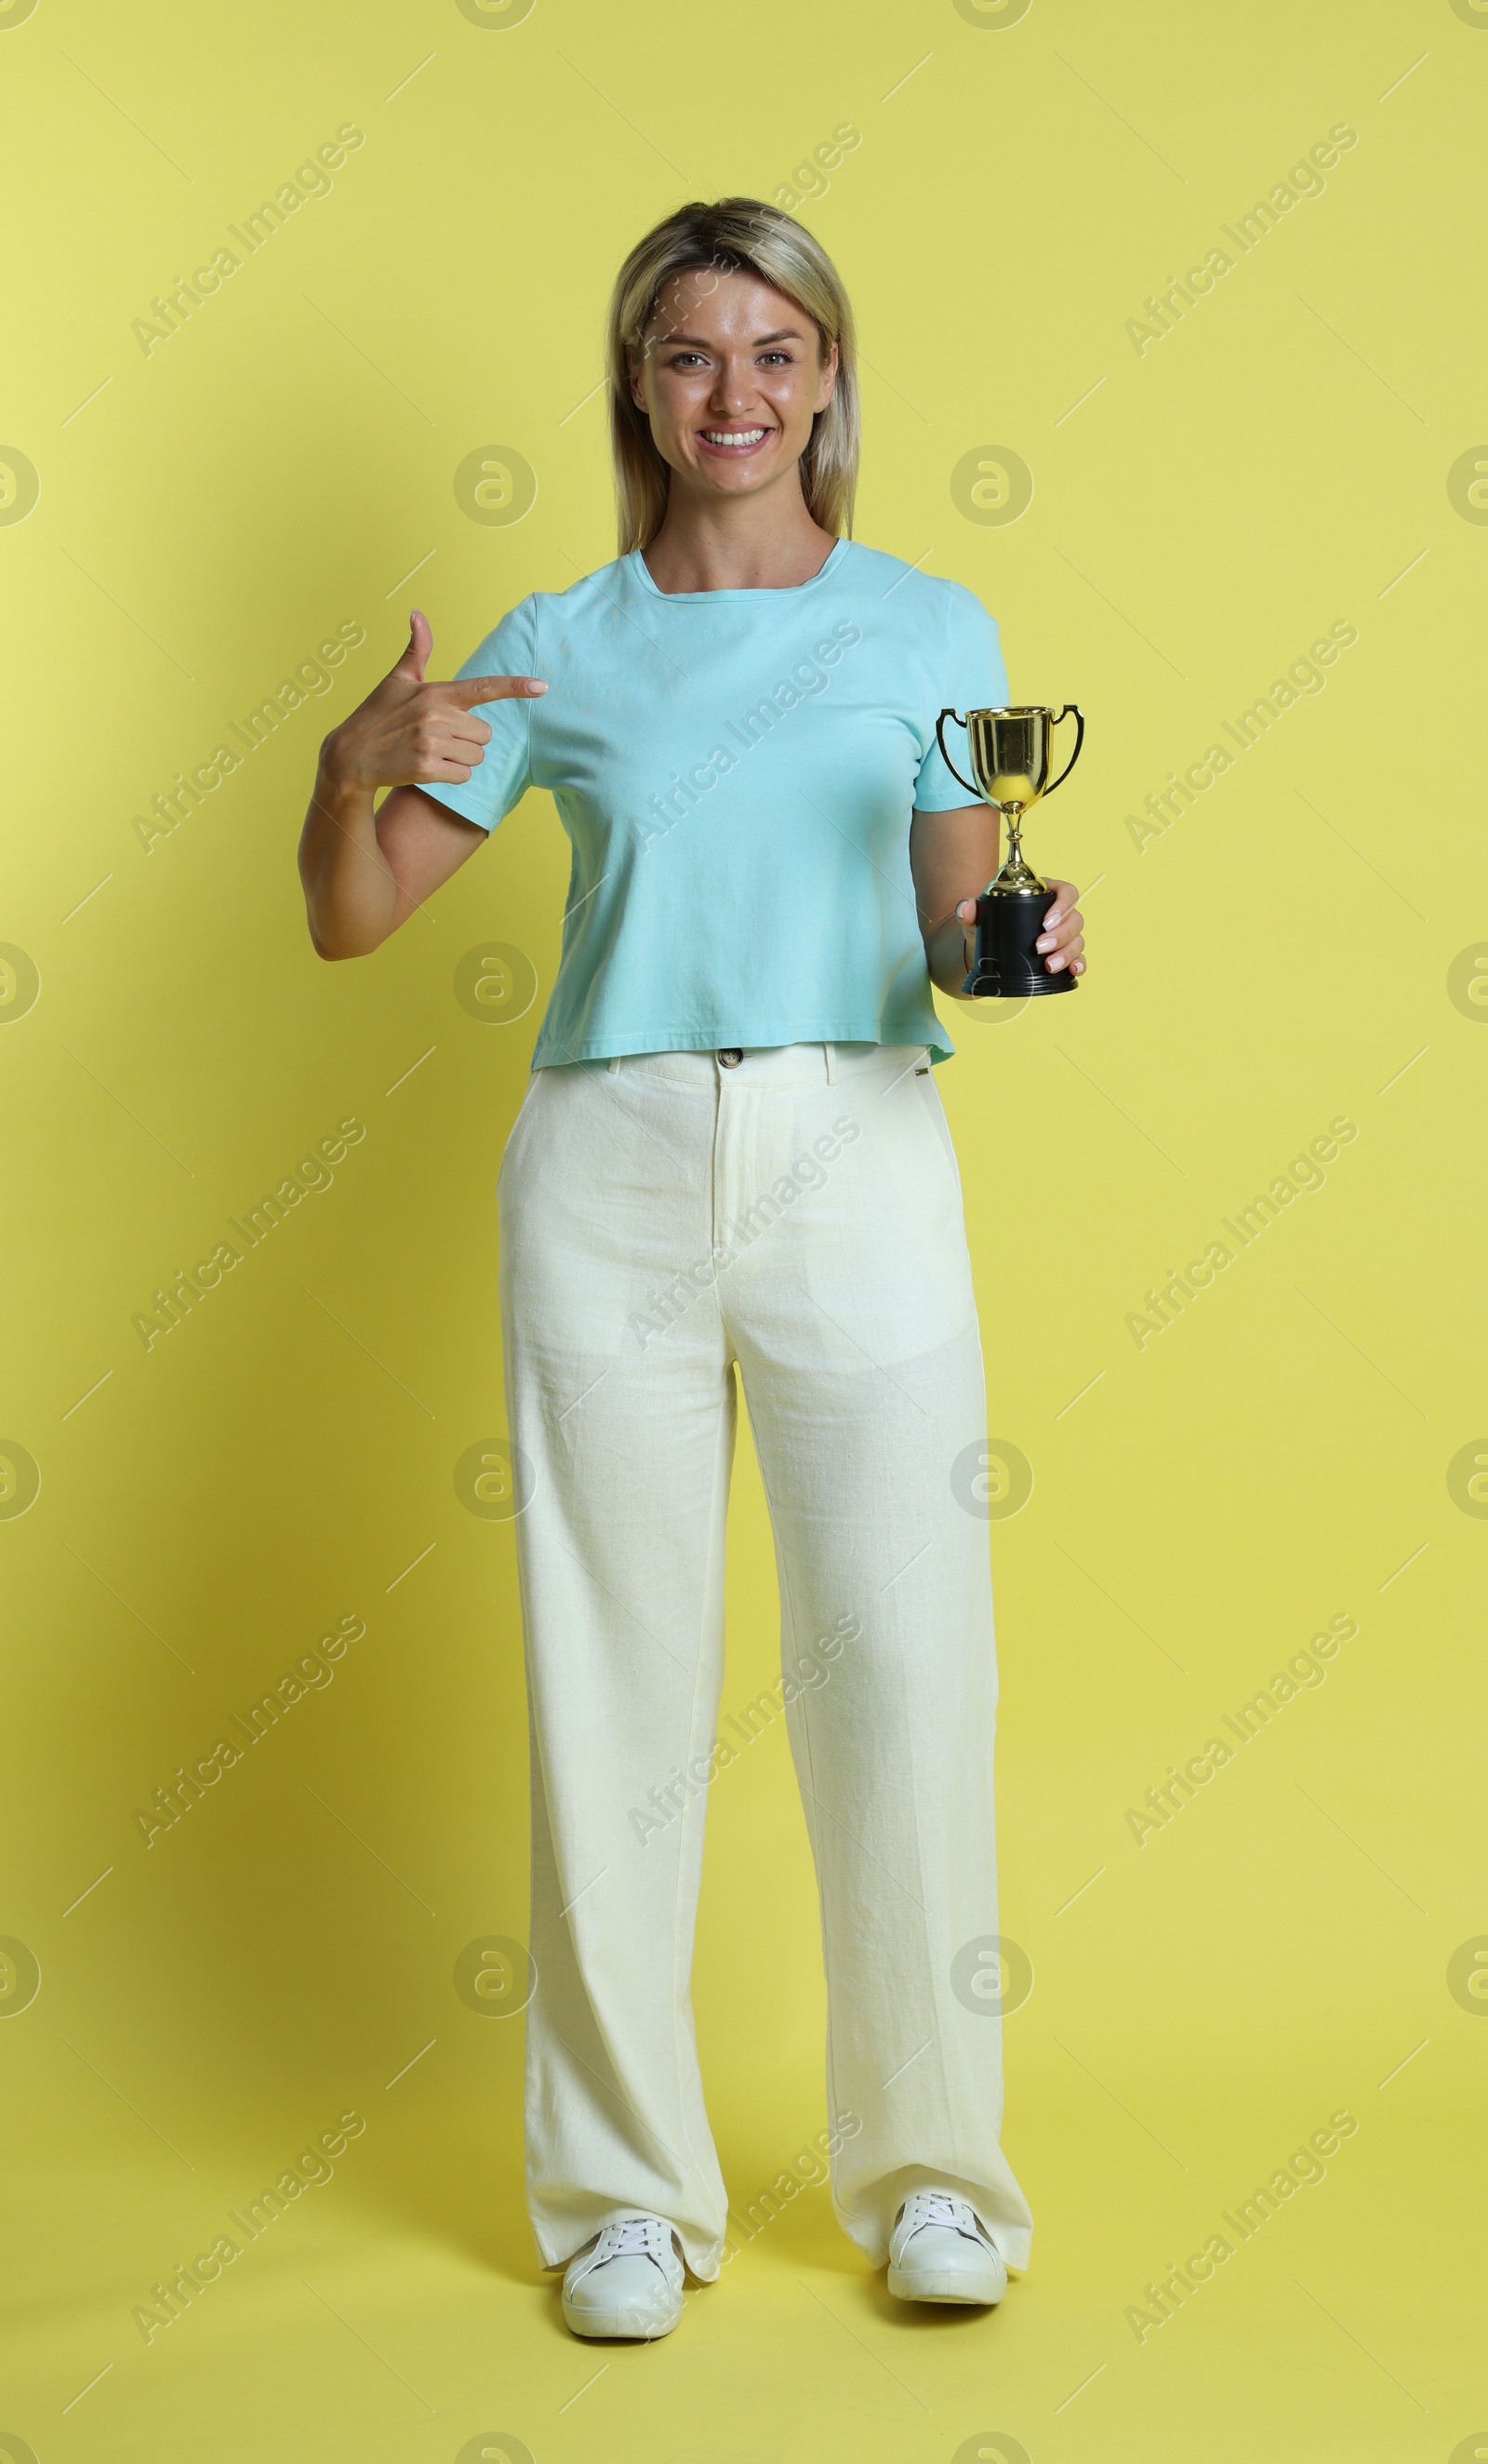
[701,428,766,445]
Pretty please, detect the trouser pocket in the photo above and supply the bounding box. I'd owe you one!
[911,1061,963,1201]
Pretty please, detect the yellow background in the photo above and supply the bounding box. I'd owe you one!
[2,0,1483,2457]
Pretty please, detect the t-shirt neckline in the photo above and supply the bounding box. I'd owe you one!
[627,536,851,603]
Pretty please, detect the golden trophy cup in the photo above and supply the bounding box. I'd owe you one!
[935,702,1085,996]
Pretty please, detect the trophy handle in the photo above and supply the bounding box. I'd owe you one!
[935,708,979,799]
[1042,703,1085,799]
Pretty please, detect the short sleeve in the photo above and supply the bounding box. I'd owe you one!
[912,582,1009,811]
[411,593,537,833]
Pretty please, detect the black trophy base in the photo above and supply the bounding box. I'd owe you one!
[962,886,1077,998]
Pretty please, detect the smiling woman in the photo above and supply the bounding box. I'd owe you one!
[296,190,1088,2347]
[607,196,858,578]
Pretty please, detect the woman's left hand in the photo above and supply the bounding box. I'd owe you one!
[953,877,1086,977]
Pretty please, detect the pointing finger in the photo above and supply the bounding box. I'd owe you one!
[442,673,548,708]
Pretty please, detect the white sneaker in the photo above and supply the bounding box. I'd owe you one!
[561,2212,686,2340]
[887,2190,1007,2305]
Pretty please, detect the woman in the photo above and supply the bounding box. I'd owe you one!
[298,197,1084,2342]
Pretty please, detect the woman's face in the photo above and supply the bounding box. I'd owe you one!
[631,266,838,506]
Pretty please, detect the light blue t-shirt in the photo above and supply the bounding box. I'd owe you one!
[418,538,1007,1068]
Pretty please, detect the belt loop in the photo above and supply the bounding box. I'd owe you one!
[824,1042,837,1086]
[607,1054,621,1074]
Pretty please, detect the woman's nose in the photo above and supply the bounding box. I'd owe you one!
[710,363,756,413]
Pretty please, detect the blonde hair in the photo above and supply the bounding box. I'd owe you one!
[605,197,859,556]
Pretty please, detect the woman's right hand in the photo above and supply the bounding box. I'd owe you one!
[320,607,547,793]
[299,611,547,960]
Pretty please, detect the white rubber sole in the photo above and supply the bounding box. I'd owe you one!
[887,2259,1007,2306]
[561,2295,683,2341]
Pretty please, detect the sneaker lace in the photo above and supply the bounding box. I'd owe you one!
[903,2190,993,2248]
[602,2214,666,2259]
[910,2191,965,2231]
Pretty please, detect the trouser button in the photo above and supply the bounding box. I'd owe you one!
[717,1048,742,1068]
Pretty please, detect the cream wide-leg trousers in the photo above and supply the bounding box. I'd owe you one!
[496,1038,1034,2281]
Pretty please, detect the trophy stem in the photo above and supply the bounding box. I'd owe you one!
[990,802,1043,894]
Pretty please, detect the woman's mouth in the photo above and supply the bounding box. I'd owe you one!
[696,426,773,458]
